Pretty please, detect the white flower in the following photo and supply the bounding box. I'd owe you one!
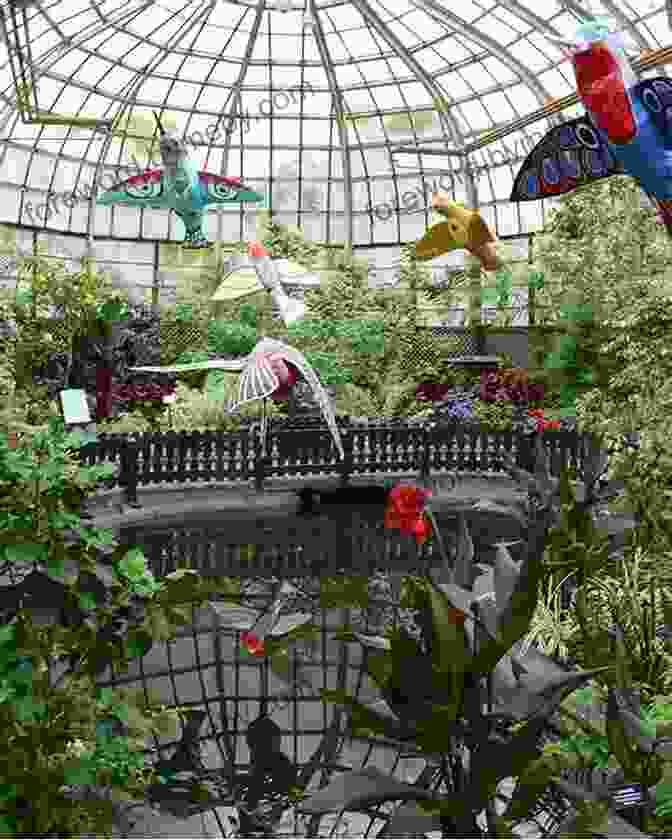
[65,738,91,758]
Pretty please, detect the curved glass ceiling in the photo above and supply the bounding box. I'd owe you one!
[0,0,667,259]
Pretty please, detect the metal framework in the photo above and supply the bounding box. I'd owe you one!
[0,0,665,260]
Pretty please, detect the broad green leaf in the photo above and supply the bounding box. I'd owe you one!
[46,553,65,579]
[0,623,15,647]
[606,688,639,776]
[298,768,437,815]
[453,512,474,589]
[653,719,672,738]
[77,592,97,611]
[116,547,149,580]
[350,633,391,651]
[63,759,96,786]
[612,623,634,693]
[162,604,192,625]
[616,706,656,752]
[492,542,521,615]
[470,667,601,810]
[125,631,153,660]
[428,583,470,676]
[96,687,114,704]
[319,689,414,741]
[0,815,17,834]
[144,606,173,641]
[4,542,46,566]
[0,784,17,802]
[472,508,550,675]
[472,569,499,639]
[208,602,257,630]
[269,648,320,696]
[468,715,549,812]
[365,651,393,688]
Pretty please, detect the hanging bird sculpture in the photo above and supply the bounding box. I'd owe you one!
[510,16,672,236]
[129,337,344,459]
[414,193,503,271]
[247,240,307,326]
[97,112,263,248]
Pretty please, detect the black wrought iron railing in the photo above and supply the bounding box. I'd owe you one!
[75,419,591,505]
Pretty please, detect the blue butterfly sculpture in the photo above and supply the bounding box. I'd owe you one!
[97,111,263,248]
[510,17,672,236]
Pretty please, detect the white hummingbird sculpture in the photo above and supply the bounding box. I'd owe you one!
[129,337,344,459]
[246,240,306,326]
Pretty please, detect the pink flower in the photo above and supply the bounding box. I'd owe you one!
[240,631,265,656]
[248,239,269,257]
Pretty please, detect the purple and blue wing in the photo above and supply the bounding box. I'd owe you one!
[510,117,623,202]
[631,77,672,149]
[96,168,173,208]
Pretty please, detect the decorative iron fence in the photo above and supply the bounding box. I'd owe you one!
[77,420,591,505]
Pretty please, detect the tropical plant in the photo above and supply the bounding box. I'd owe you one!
[574,288,672,557]
[0,415,245,836]
[496,439,672,835]
[289,471,638,838]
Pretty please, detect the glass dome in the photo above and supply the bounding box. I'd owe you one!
[0,0,668,293]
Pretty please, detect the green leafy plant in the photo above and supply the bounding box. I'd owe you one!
[293,476,623,837]
[237,301,259,330]
[0,414,248,836]
[6,249,133,399]
[503,446,672,835]
[470,397,515,431]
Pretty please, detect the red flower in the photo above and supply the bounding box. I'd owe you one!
[240,631,265,656]
[411,514,432,544]
[384,483,432,543]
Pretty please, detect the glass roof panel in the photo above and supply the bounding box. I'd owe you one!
[0,0,665,264]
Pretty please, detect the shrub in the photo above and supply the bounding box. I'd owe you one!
[471,398,515,431]
[333,382,381,419]
[207,319,257,356]
[172,350,210,390]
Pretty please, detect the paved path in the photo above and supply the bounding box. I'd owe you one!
[82,470,570,526]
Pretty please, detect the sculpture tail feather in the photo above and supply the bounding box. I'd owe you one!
[652,197,672,239]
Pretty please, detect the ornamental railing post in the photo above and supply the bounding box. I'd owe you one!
[418,425,431,483]
[119,435,141,508]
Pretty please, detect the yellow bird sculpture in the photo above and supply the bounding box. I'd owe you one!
[414,192,502,271]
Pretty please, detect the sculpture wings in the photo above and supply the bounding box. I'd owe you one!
[129,338,344,460]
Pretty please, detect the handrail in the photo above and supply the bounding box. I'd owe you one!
[78,422,588,504]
